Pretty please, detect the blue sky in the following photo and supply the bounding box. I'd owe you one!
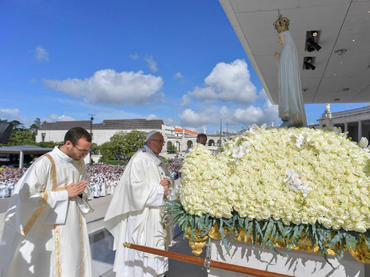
[1,0,367,133]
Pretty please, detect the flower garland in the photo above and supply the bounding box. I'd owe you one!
[180,127,369,233]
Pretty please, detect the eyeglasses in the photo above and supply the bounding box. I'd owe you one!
[74,145,90,154]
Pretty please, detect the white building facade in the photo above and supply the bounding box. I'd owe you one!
[36,119,166,145]
[36,119,238,155]
[318,105,370,142]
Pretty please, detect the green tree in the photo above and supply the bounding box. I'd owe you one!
[7,129,36,145]
[115,130,146,159]
[99,141,116,162]
[90,143,100,155]
[167,143,177,153]
[100,130,146,162]
[37,141,61,148]
[9,120,24,130]
[30,117,41,132]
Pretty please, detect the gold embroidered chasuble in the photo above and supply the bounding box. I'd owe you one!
[104,146,169,277]
[0,146,92,277]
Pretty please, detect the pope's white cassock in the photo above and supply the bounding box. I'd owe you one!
[0,147,92,277]
[104,145,168,277]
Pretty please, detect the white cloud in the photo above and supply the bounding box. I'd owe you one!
[35,46,49,62]
[0,108,75,127]
[146,114,160,120]
[0,108,36,127]
[260,100,280,125]
[174,72,183,79]
[0,108,20,121]
[181,94,191,106]
[225,101,279,127]
[49,114,75,121]
[145,56,158,72]
[179,108,219,128]
[164,117,176,126]
[183,59,257,105]
[179,100,279,129]
[44,69,163,106]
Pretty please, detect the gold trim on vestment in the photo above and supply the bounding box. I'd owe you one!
[77,159,86,276]
[23,192,48,235]
[54,225,62,277]
[79,214,85,277]
[22,153,57,235]
[45,154,63,276]
[45,154,58,191]
[22,154,87,275]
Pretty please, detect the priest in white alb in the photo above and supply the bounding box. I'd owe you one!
[104,131,170,277]
[0,127,93,277]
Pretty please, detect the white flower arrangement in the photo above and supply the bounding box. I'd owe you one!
[359,137,369,153]
[180,126,370,233]
[284,169,313,198]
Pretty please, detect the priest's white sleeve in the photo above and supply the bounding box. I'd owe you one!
[44,190,68,224]
[14,158,69,236]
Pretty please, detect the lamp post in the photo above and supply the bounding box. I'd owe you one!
[89,116,94,136]
[88,114,95,164]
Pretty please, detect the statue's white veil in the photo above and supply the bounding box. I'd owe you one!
[278,31,307,126]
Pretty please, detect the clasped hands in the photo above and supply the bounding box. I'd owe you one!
[160,179,170,197]
[66,180,88,198]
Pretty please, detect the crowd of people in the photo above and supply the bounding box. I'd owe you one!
[0,157,183,199]
[0,128,187,277]
[86,163,125,199]
[0,167,27,198]
[166,155,183,179]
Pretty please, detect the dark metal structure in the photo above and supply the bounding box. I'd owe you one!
[0,123,13,144]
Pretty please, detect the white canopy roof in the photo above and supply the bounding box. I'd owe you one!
[220,0,370,104]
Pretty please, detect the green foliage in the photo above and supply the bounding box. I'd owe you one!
[100,130,146,162]
[9,120,24,130]
[37,141,61,148]
[165,200,369,266]
[90,143,100,155]
[7,129,36,145]
[167,144,177,153]
[99,142,116,162]
[30,118,41,132]
[1,118,60,148]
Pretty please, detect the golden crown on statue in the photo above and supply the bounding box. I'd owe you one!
[273,10,290,33]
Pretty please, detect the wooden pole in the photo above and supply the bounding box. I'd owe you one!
[124,242,293,277]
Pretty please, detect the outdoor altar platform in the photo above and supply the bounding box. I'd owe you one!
[208,240,366,277]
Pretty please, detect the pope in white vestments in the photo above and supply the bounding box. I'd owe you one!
[0,127,93,277]
[104,131,170,277]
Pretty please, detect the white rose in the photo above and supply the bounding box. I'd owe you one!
[359,137,369,148]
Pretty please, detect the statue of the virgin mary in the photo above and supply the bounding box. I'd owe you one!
[274,12,307,127]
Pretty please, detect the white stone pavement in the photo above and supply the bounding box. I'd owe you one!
[0,196,207,277]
